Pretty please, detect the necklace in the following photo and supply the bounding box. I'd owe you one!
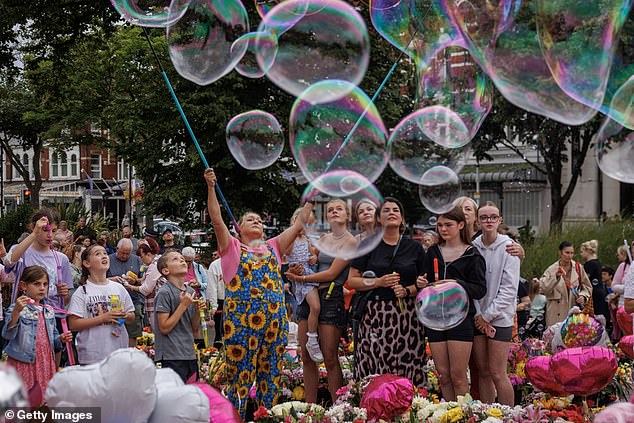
[331,232,348,240]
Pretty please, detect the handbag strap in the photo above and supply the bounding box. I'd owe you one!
[388,235,402,266]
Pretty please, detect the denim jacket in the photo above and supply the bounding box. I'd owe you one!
[2,303,61,363]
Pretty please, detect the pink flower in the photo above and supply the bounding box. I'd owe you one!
[249,385,256,399]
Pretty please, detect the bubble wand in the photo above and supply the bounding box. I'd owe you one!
[199,299,210,348]
[140,27,239,233]
[27,299,76,365]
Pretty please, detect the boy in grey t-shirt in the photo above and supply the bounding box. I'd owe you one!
[153,251,202,382]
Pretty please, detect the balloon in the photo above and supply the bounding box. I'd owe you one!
[360,374,415,422]
[620,335,634,359]
[0,362,29,421]
[617,306,633,335]
[551,346,618,396]
[46,348,157,423]
[191,382,242,423]
[415,281,469,331]
[525,356,570,396]
[151,369,209,423]
[560,313,604,348]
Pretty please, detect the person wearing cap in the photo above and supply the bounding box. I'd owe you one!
[160,229,181,254]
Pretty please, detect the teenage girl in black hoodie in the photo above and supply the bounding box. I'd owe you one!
[416,206,486,401]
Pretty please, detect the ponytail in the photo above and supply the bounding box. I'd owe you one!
[79,244,101,293]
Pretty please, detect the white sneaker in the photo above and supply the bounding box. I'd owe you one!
[306,335,324,363]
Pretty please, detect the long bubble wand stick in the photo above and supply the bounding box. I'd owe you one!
[140,27,240,233]
[27,299,76,365]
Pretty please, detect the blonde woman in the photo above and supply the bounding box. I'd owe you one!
[580,240,609,323]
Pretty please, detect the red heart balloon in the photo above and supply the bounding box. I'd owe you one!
[525,356,569,396]
[617,307,633,335]
[192,382,242,423]
[360,374,415,421]
[620,335,634,359]
[551,346,618,396]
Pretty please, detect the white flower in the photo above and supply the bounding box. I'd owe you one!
[481,418,503,423]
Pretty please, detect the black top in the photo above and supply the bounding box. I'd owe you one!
[517,279,529,327]
[351,237,425,301]
[421,244,487,316]
[585,258,609,318]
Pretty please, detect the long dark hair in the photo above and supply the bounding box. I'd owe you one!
[437,206,471,246]
[79,244,105,292]
[376,197,406,234]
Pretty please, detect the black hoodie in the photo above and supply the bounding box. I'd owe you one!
[422,244,487,316]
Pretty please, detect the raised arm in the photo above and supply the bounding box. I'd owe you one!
[277,202,314,254]
[205,168,232,254]
[5,217,48,265]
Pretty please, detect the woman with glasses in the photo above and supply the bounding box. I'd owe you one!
[535,241,592,327]
[416,206,486,401]
[471,202,520,406]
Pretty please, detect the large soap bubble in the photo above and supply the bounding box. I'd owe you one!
[226,110,284,170]
[416,280,469,330]
[418,166,462,214]
[301,171,385,260]
[595,115,634,184]
[256,0,370,101]
[111,0,190,27]
[608,74,634,130]
[167,0,249,86]
[290,80,388,184]
[418,45,492,146]
[444,0,598,126]
[388,108,470,184]
[231,31,278,79]
[371,0,461,68]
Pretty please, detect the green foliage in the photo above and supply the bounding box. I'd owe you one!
[53,203,111,235]
[521,220,634,279]
[0,205,34,247]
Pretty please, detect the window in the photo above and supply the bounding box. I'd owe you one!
[117,157,129,180]
[51,153,59,177]
[70,154,78,176]
[90,153,101,179]
[60,152,68,177]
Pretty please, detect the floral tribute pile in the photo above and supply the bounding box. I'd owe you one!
[138,336,633,422]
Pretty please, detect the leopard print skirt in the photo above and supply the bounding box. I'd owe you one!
[355,297,426,387]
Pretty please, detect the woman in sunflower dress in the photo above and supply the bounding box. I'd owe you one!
[204,169,312,417]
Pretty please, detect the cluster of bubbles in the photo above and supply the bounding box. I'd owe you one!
[111,0,634,258]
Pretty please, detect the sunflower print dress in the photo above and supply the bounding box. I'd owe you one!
[223,243,288,417]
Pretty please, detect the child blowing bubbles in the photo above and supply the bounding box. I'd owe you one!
[68,245,135,365]
[2,266,72,405]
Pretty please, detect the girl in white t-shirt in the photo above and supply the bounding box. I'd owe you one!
[68,245,134,365]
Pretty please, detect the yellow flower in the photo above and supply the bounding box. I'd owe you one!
[259,379,269,395]
[516,361,526,378]
[265,328,278,344]
[239,370,252,384]
[268,302,281,314]
[224,320,236,340]
[226,298,237,312]
[487,407,504,419]
[227,277,241,292]
[249,311,267,331]
[227,345,247,362]
[248,336,259,350]
[440,407,463,423]
[292,386,305,400]
[237,385,249,400]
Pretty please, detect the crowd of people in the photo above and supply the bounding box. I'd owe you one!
[0,169,633,419]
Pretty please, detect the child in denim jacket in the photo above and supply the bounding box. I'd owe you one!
[2,265,72,405]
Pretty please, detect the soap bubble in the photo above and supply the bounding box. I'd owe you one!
[248,239,271,262]
[256,0,370,101]
[595,115,634,184]
[301,171,385,260]
[388,108,470,184]
[417,44,492,146]
[226,110,284,170]
[111,0,190,27]
[290,80,388,184]
[232,31,278,79]
[167,0,249,86]
[607,74,634,130]
[416,281,469,330]
[418,166,462,214]
[254,0,280,18]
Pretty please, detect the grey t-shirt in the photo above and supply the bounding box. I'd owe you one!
[153,281,196,361]
[107,253,144,305]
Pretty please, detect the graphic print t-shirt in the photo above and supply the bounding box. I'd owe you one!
[68,280,134,364]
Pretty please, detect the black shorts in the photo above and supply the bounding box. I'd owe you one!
[474,325,513,342]
[297,285,346,329]
[426,316,475,343]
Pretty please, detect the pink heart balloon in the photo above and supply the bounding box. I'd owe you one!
[617,307,633,335]
[525,356,569,396]
[360,374,415,422]
[551,346,618,396]
[620,335,634,359]
[192,382,242,423]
